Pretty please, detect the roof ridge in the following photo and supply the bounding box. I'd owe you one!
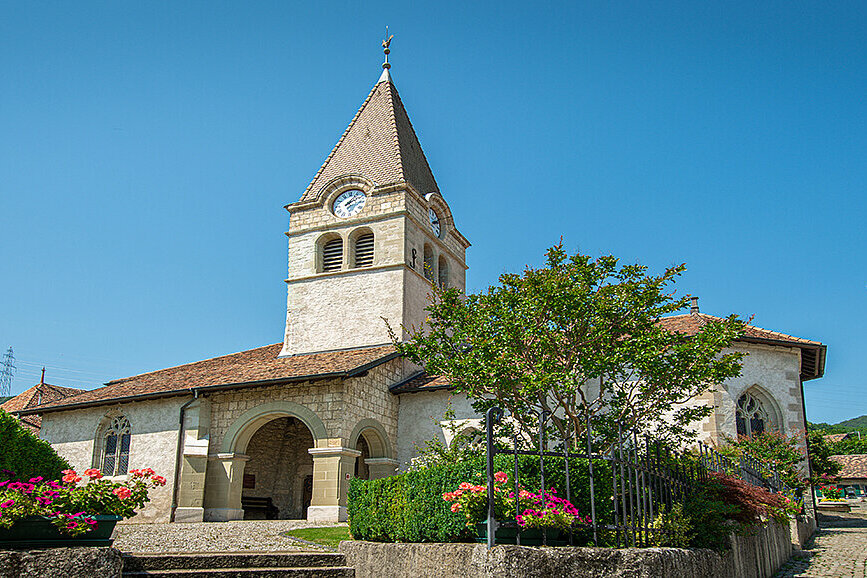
[382,80,404,183]
[388,81,439,194]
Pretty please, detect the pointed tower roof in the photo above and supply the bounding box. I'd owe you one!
[298,71,439,203]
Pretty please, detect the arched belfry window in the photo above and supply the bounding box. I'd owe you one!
[423,245,435,282]
[101,416,131,476]
[354,232,374,268]
[736,389,780,437]
[321,237,343,272]
[438,255,449,289]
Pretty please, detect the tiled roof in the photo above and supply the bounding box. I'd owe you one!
[831,454,867,480]
[1,383,85,431]
[389,372,451,394]
[824,433,853,444]
[657,313,822,346]
[658,312,825,380]
[22,344,398,414]
[298,71,439,203]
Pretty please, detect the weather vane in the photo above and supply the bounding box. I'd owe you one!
[382,27,394,70]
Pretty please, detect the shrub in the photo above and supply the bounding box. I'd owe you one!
[349,452,615,543]
[707,473,786,523]
[349,459,481,542]
[0,410,70,481]
[649,503,693,548]
[720,432,808,492]
[682,477,741,550]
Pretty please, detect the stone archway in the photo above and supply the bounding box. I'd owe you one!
[243,417,314,519]
[204,402,327,522]
[349,418,398,480]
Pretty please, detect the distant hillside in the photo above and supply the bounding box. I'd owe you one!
[810,415,867,433]
[836,415,867,430]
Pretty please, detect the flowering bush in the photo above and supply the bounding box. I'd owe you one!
[442,471,589,531]
[765,488,804,519]
[819,485,843,501]
[0,468,166,536]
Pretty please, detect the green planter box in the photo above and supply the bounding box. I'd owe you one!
[0,515,122,549]
[475,523,568,546]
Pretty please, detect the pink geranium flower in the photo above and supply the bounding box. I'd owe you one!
[113,487,132,500]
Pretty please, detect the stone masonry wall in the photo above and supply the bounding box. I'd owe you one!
[206,357,403,454]
[340,520,794,578]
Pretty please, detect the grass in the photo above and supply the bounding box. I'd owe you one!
[284,526,353,550]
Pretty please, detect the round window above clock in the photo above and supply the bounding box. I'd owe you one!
[332,189,367,219]
[428,208,441,237]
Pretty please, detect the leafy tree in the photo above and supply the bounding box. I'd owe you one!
[807,430,843,480]
[822,434,867,457]
[390,243,745,448]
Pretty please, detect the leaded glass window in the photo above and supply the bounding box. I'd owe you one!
[101,416,131,476]
[736,392,770,437]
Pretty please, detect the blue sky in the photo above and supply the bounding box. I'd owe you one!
[0,1,864,424]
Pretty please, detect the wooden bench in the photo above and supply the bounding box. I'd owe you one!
[241,496,279,520]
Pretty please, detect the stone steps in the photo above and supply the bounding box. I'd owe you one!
[121,552,354,578]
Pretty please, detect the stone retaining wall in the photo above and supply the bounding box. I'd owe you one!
[340,521,793,578]
[0,547,123,578]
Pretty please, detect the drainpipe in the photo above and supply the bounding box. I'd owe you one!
[799,377,819,526]
[170,389,199,523]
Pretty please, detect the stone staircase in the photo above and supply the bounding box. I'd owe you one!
[121,552,355,577]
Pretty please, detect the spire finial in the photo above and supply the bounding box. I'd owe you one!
[382,27,393,70]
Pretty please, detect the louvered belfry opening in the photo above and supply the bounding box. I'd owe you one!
[354,233,374,267]
[322,238,343,272]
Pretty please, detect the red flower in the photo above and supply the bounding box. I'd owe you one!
[113,487,132,500]
[152,475,167,486]
[62,473,82,484]
[83,469,103,479]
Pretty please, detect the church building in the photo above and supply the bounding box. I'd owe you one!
[18,52,825,524]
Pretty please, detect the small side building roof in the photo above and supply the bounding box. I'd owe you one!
[831,454,867,480]
[1,382,85,432]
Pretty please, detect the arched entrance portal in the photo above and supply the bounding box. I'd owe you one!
[204,401,328,523]
[243,417,314,519]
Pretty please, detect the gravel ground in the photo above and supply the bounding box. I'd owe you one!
[114,520,348,553]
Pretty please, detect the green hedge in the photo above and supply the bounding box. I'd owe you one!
[348,453,614,543]
[0,410,70,481]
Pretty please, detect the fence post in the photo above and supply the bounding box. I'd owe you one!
[485,406,503,548]
[585,412,598,547]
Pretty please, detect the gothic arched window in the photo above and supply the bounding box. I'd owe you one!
[736,391,777,437]
[101,416,131,476]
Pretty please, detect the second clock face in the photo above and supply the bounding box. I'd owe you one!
[429,208,441,237]
[333,189,367,218]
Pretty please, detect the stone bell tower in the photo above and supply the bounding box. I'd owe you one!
[280,55,470,357]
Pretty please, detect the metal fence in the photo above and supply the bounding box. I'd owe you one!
[483,406,788,548]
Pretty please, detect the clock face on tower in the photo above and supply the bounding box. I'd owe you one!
[428,208,441,237]
[333,189,367,218]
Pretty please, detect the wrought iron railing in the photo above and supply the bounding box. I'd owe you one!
[483,406,789,548]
